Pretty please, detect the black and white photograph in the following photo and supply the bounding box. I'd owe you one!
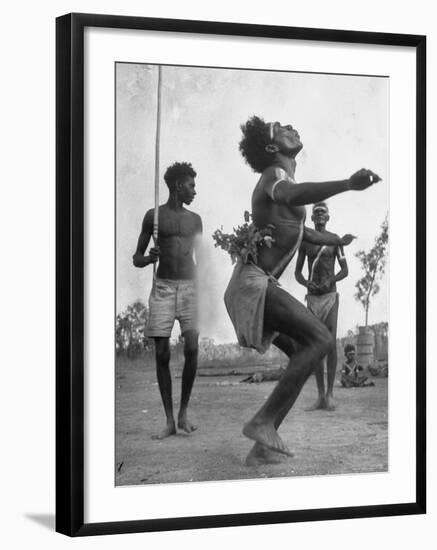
[1,0,433,546]
[115,62,389,486]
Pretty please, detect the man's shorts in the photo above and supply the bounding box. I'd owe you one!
[145,278,198,338]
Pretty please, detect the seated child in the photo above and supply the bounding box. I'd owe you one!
[341,344,374,388]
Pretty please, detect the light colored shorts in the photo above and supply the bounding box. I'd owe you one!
[145,278,198,338]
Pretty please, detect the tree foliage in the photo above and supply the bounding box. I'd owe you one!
[115,300,149,357]
[354,216,389,326]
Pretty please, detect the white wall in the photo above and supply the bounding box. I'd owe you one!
[1,1,434,548]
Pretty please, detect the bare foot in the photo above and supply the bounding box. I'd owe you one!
[151,423,176,440]
[245,442,292,466]
[177,415,198,434]
[325,395,337,411]
[242,420,293,457]
[304,396,327,411]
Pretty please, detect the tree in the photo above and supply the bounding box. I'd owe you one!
[354,216,389,326]
[115,300,149,357]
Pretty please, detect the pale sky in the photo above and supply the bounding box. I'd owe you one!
[116,63,389,342]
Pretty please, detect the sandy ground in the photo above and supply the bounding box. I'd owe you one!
[115,356,388,486]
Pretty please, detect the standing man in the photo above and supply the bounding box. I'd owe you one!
[295,202,349,411]
[133,162,202,440]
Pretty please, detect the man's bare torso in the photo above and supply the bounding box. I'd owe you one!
[154,204,201,280]
[303,242,338,294]
[252,173,306,278]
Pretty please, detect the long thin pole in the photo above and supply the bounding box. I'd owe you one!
[153,66,162,282]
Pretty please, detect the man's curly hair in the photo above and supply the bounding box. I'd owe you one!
[164,162,197,191]
[239,115,274,173]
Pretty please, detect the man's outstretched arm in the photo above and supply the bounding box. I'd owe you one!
[266,168,381,207]
[303,227,356,247]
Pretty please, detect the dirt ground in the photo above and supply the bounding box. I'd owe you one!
[115,356,388,486]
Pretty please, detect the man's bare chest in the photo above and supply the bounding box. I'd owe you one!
[307,244,336,262]
[158,212,197,238]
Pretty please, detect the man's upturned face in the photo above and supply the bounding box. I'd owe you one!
[346,350,356,362]
[177,176,196,205]
[269,121,303,154]
[312,207,329,227]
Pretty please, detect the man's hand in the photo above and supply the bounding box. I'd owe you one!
[318,278,334,293]
[148,246,160,263]
[349,168,381,190]
[307,281,319,293]
[340,234,356,246]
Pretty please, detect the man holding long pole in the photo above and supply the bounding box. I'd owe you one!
[133,161,202,439]
[133,68,203,440]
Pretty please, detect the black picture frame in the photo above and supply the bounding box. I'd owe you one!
[56,12,426,537]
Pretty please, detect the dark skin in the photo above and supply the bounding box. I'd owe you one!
[341,349,372,387]
[343,349,360,372]
[241,120,381,462]
[295,208,349,411]
[133,176,203,439]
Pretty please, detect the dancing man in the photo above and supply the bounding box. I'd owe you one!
[224,116,380,464]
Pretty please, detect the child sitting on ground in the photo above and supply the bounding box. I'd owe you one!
[341,344,375,388]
